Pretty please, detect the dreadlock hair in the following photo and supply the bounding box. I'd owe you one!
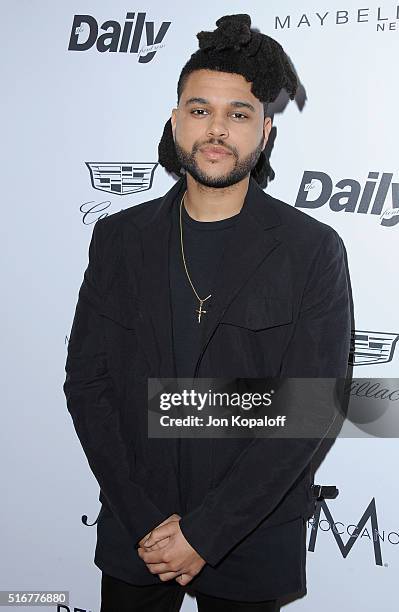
[158,13,298,188]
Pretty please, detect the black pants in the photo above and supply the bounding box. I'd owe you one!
[100,572,279,612]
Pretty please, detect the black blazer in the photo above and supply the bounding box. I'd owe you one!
[63,175,352,601]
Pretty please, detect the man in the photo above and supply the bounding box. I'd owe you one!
[63,14,352,612]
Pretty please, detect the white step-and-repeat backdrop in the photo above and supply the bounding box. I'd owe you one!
[2,1,398,611]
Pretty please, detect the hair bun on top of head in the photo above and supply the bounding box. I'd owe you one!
[194,13,297,102]
[197,14,262,57]
[197,14,251,52]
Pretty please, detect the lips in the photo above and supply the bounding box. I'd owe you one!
[200,145,233,159]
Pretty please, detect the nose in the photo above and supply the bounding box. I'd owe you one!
[206,115,229,140]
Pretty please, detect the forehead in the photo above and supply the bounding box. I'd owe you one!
[181,69,261,110]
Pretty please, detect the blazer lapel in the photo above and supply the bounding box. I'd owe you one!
[135,177,186,377]
[134,175,283,378]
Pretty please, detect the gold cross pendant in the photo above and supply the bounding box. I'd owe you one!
[196,300,207,323]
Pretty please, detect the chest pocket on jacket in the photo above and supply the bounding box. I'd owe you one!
[220,295,293,331]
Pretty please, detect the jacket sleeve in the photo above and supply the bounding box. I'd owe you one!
[178,228,352,567]
[63,218,167,549]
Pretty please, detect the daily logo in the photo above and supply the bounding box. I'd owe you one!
[68,12,171,62]
[295,171,399,227]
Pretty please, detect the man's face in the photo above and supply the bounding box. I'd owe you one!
[170,69,272,188]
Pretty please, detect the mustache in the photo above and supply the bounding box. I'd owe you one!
[194,141,237,156]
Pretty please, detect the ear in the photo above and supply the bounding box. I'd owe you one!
[262,116,272,150]
[170,108,177,139]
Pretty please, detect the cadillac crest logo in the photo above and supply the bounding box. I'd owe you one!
[350,330,399,365]
[86,162,158,195]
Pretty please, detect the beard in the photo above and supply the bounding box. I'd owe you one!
[174,134,264,189]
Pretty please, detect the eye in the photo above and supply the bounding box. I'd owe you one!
[191,109,208,116]
[232,112,248,120]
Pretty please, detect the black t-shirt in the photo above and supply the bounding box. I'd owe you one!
[169,188,244,512]
[169,190,242,378]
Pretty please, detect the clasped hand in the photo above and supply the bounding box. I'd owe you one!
[137,514,206,586]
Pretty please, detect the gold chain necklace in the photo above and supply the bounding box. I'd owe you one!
[179,190,212,323]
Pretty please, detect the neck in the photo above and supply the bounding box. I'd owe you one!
[183,173,250,222]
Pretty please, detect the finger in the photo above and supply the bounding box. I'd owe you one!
[144,522,177,547]
[137,544,166,560]
[138,537,170,553]
[137,516,180,547]
[164,513,181,523]
[141,534,170,549]
[145,561,182,574]
[157,570,182,582]
[139,547,177,563]
[176,573,193,586]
